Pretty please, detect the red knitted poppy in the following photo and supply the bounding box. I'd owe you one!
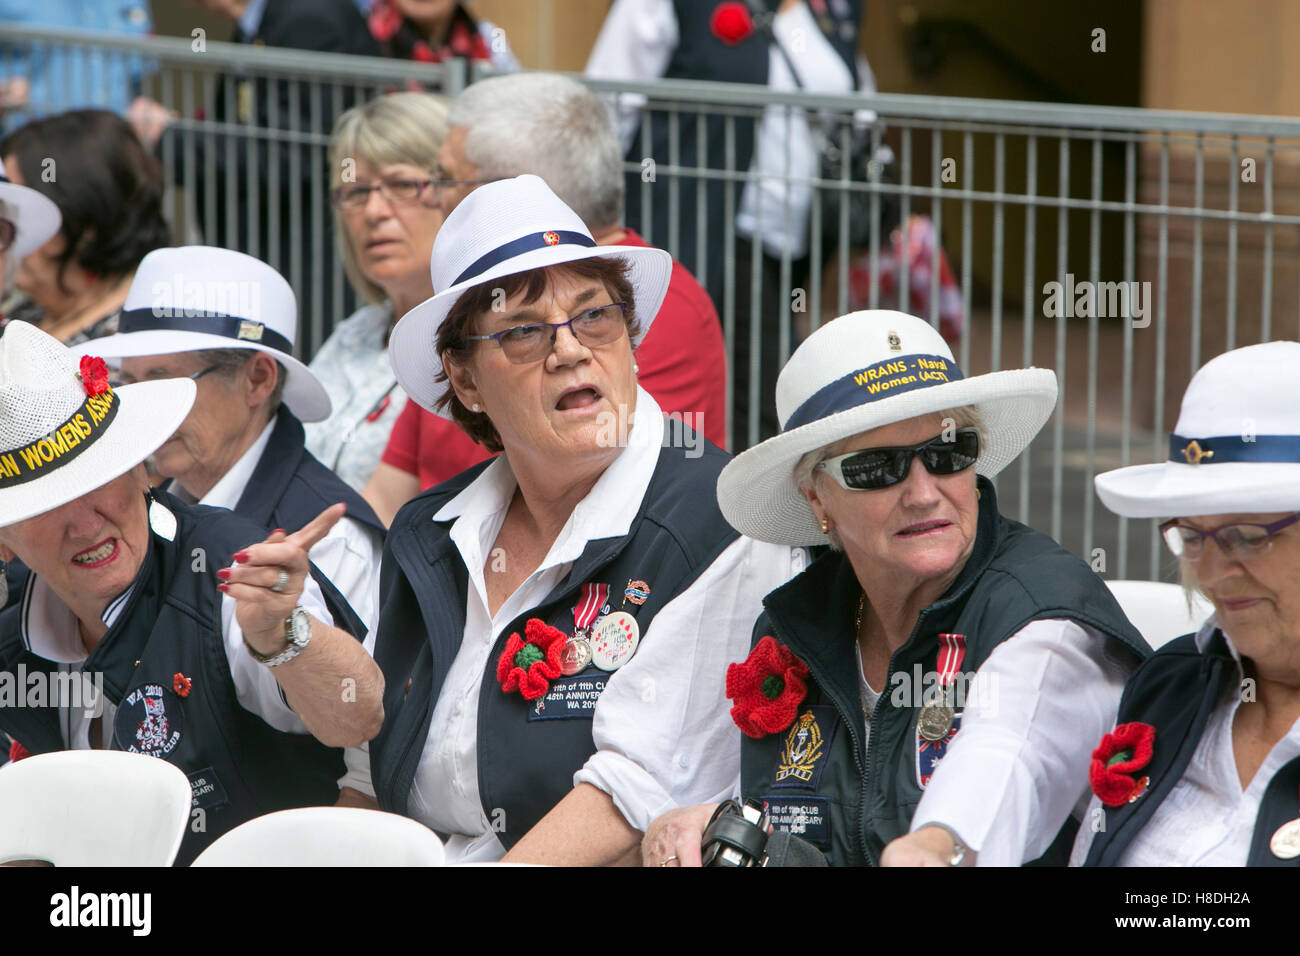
[710,2,756,46]
[726,636,810,738]
[78,355,110,396]
[1089,721,1156,807]
[496,618,567,701]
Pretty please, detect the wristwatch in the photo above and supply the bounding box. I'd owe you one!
[244,606,311,668]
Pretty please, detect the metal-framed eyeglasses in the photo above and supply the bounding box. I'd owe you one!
[816,429,981,491]
[465,302,629,365]
[1158,513,1300,561]
[331,178,434,209]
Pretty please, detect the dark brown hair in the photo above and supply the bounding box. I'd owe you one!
[434,258,639,451]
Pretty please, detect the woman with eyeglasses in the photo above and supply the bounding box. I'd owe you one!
[303,92,484,497]
[641,310,1149,867]
[358,174,802,864]
[1073,342,1300,867]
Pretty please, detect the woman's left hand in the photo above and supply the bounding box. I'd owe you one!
[881,825,967,867]
[218,502,346,654]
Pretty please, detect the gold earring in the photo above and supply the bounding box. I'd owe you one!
[820,517,830,534]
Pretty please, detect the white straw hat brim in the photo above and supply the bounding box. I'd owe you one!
[390,242,672,416]
[0,181,61,264]
[71,330,331,423]
[0,377,196,528]
[1095,461,1300,519]
[717,368,1059,546]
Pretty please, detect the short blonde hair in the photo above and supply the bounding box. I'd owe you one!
[793,406,987,550]
[328,92,451,304]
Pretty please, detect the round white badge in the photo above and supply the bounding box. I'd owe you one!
[590,612,640,671]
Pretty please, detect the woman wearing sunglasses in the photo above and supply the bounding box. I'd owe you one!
[1075,342,1300,866]
[361,175,802,864]
[642,310,1148,867]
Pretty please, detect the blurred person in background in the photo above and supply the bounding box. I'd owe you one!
[587,0,874,449]
[1,110,171,346]
[128,0,380,347]
[367,0,520,73]
[364,71,728,526]
[0,0,153,132]
[304,92,451,494]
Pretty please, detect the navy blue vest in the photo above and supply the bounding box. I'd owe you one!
[0,492,363,865]
[369,421,738,848]
[740,477,1149,865]
[203,407,382,635]
[624,0,860,272]
[1083,631,1300,867]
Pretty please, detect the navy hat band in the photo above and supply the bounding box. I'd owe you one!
[782,354,965,433]
[1168,433,1300,465]
[451,230,596,287]
[119,309,293,356]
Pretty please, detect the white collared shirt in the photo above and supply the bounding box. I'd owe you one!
[359,388,804,862]
[1069,618,1300,866]
[15,498,338,748]
[909,619,1139,865]
[172,417,382,638]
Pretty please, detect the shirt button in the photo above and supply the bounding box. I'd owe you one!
[678,754,689,769]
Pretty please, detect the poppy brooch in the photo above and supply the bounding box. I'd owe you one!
[497,618,567,701]
[1089,721,1155,807]
[726,636,810,739]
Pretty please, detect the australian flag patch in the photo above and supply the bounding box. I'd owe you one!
[915,711,963,788]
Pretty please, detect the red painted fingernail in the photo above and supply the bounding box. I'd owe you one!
[216,568,232,581]
[233,551,250,563]
[217,583,230,593]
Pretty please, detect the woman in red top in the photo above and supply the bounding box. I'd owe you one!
[368,0,520,73]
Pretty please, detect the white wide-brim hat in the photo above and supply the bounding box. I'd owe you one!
[73,246,331,423]
[1096,340,1300,518]
[717,310,1059,546]
[390,174,672,416]
[0,171,61,265]
[0,322,195,528]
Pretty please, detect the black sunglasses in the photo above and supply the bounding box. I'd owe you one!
[816,429,980,490]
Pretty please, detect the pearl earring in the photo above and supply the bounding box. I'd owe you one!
[471,403,481,413]
[633,363,640,373]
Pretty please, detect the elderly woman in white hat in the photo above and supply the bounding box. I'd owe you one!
[73,247,385,647]
[360,174,801,864]
[1074,341,1300,867]
[642,310,1149,867]
[0,169,60,317]
[0,323,383,864]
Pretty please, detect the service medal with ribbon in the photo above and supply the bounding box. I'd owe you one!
[917,633,966,741]
[561,582,608,676]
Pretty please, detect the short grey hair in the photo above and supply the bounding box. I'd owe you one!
[793,406,988,551]
[449,72,624,232]
[196,348,287,422]
[329,92,451,304]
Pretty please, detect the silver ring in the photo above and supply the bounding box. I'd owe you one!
[270,569,289,593]
[658,856,678,867]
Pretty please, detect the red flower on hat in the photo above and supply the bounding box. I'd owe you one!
[496,618,567,701]
[1089,722,1155,807]
[726,636,810,738]
[7,738,29,762]
[78,355,110,397]
[710,1,756,45]
[173,673,192,698]
[543,231,560,246]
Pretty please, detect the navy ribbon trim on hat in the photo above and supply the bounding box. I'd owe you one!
[782,354,965,432]
[452,230,596,286]
[0,387,119,489]
[1168,433,1300,466]
[118,309,293,356]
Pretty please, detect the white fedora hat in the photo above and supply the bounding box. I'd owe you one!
[389,174,672,415]
[0,171,61,265]
[716,311,1059,546]
[0,322,195,528]
[1095,340,1300,518]
[72,247,331,423]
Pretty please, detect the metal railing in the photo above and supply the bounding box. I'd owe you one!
[5,25,1299,582]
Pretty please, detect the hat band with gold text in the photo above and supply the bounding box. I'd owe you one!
[782,354,965,433]
[0,387,120,489]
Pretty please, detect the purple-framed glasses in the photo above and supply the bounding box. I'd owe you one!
[1158,513,1300,560]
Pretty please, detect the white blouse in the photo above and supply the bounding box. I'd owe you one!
[1070,620,1300,866]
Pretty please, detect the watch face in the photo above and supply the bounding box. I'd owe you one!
[288,607,312,647]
